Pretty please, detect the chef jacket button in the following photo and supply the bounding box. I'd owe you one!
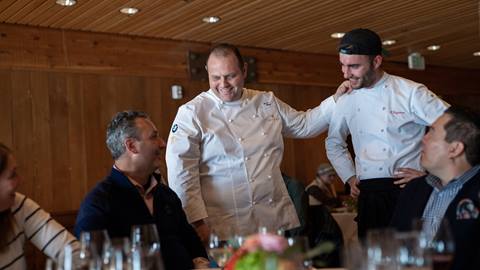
[267,175,272,179]
[252,201,257,205]
[229,119,233,123]
[381,129,385,132]
[363,168,367,172]
[384,84,388,88]
[245,157,250,161]
[383,148,386,151]
[357,108,360,112]
[268,198,273,203]
[382,107,386,111]
[379,167,383,171]
[249,178,254,183]
[263,153,269,157]
[238,137,244,142]
[253,114,258,118]
[262,132,266,136]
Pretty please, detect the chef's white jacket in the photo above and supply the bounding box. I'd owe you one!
[166,88,335,238]
[326,72,449,182]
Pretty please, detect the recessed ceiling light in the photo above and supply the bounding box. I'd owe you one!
[120,7,139,15]
[382,39,396,46]
[330,32,345,39]
[202,16,221,24]
[473,51,480,56]
[427,45,441,51]
[56,0,76,6]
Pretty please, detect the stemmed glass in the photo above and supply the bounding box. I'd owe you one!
[131,224,164,270]
[427,219,455,270]
[102,237,132,270]
[395,231,431,270]
[77,229,111,269]
[286,236,312,270]
[366,228,399,270]
[208,231,233,268]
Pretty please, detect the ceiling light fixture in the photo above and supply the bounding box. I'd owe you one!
[202,16,221,24]
[330,32,345,39]
[382,39,396,46]
[120,7,139,15]
[473,51,480,56]
[427,45,441,51]
[56,0,76,6]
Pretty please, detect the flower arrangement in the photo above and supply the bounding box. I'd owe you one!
[224,233,334,270]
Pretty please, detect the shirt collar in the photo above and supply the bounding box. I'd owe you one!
[207,88,249,106]
[426,165,480,191]
[113,165,158,196]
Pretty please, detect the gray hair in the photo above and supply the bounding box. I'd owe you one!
[106,110,148,160]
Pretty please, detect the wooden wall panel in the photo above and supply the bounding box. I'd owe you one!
[0,70,13,147]
[29,71,53,210]
[0,23,478,215]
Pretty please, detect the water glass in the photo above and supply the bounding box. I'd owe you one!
[286,236,312,269]
[428,220,455,270]
[102,237,132,270]
[208,232,233,267]
[131,224,164,270]
[366,228,399,270]
[395,231,431,270]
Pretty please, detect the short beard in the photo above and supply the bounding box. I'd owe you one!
[351,60,376,89]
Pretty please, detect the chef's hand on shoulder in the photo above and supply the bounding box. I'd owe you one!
[393,167,426,188]
[333,80,353,102]
[347,176,360,198]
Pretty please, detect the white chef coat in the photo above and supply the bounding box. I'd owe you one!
[326,72,449,182]
[166,88,335,238]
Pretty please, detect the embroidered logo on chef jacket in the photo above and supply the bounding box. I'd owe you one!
[171,124,178,133]
[456,198,479,220]
[263,102,272,106]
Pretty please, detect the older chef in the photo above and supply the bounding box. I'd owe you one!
[166,43,348,242]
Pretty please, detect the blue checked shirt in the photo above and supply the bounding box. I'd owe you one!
[421,165,480,242]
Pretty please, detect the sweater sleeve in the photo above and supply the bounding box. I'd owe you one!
[14,193,80,262]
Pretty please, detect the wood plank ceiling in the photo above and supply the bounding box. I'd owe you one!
[0,0,479,70]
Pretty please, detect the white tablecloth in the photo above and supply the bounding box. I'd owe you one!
[332,212,358,245]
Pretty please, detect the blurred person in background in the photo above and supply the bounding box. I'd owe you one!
[306,163,342,210]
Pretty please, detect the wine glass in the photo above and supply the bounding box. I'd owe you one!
[395,231,431,270]
[208,231,233,267]
[286,236,312,269]
[131,224,165,270]
[76,229,111,270]
[366,228,399,270]
[103,237,132,270]
[427,219,455,270]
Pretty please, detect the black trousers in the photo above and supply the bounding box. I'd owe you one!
[357,178,401,239]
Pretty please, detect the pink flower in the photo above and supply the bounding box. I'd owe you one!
[241,233,288,253]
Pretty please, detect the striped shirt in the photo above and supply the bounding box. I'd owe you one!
[0,193,79,270]
[421,165,480,242]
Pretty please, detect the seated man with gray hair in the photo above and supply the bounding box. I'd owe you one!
[74,110,208,270]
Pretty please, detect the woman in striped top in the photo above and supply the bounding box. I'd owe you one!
[0,143,80,269]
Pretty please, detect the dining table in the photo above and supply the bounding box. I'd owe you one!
[332,211,358,245]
